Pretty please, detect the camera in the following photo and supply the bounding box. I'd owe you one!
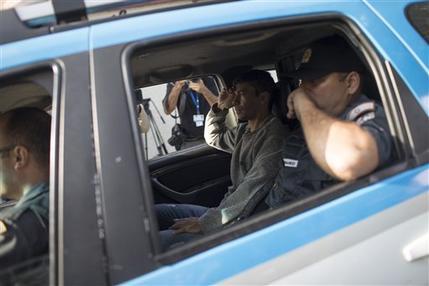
[167,123,186,151]
[183,78,199,92]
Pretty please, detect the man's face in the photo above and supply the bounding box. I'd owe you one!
[0,122,18,200]
[301,72,351,116]
[233,82,265,121]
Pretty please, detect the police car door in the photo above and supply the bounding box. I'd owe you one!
[87,1,428,285]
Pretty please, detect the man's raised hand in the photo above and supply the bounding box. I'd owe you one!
[218,88,237,110]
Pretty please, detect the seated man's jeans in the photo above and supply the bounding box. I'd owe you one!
[155,204,208,250]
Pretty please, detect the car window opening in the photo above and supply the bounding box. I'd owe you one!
[127,22,403,259]
[0,74,53,283]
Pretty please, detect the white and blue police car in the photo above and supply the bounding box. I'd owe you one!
[0,0,428,285]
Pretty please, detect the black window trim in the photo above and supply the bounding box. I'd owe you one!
[121,13,424,266]
[385,61,429,164]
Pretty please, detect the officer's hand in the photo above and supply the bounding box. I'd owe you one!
[170,217,202,234]
[287,87,313,120]
[218,88,237,110]
[188,79,206,93]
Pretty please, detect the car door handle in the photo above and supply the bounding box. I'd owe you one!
[402,233,429,262]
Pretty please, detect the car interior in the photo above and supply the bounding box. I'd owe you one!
[0,68,52,283]
[127,20,405,256]
[0,72,52,114]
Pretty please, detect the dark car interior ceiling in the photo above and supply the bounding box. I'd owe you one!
[131,23,338,87]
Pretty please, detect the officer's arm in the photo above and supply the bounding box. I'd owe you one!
[163,81,185,115]
[294,96,379,181]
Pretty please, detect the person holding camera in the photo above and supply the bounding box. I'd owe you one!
[163,77,218,150]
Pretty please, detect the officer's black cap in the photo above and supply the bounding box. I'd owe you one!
[289,36,365,81]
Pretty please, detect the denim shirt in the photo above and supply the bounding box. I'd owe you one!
[0,183,49,223]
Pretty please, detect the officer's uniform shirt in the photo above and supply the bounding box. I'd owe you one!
[340,94,392,166]
[265,94,392,208]
[0,183,49,268]
[163,78,218,140]
[0,199,16,211]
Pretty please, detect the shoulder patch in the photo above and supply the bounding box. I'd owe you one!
[283,158,299,168]
[356,112,376,125]
[347,102,376,122]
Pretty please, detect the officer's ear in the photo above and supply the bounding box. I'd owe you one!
[345,71,361,95]
[12,146,30,170]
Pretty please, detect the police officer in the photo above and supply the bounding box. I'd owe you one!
[0,107,51,268]
[265,35,392,208]
[163,77,218,150]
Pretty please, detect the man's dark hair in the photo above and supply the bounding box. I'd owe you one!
[1,107,51,168]
[233,69,278,109]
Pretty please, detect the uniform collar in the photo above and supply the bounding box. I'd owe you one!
[16,182,49,208]
[339,94,370,120]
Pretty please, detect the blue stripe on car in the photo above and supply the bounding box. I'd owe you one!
[123,164,429,285]
[0,27,89,72]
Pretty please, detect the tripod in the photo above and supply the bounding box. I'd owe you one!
[139,98,168,159]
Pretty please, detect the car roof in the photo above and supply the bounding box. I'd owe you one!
[1,0,427,114]
[0,0,233,45]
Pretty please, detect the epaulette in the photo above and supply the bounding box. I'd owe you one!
[347,101,376,125]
